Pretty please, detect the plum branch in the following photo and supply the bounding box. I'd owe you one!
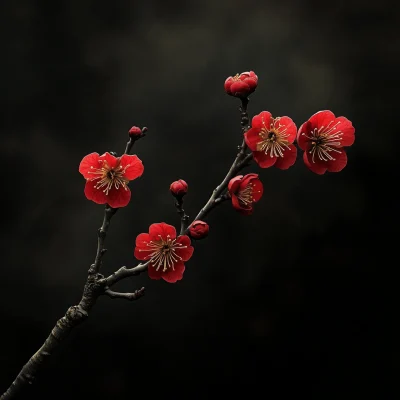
[183,97,253,232]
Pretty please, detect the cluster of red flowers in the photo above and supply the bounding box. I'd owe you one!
[226,71,355,175]
[244,109,355,175]
[78,70,355,283]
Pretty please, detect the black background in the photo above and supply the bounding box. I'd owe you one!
[0,0,397,399]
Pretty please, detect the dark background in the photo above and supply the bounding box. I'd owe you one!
[0,0,397,399]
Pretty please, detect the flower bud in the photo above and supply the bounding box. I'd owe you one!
[189,220,209,240]
[224,71,258,98]
[170,179,188,197]
[128,126,142,137]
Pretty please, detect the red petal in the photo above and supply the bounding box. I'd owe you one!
[135,232,150,247]
[231,194,252,214]
[119,154,144,180]
[327,148,348,172]
[175,235,194,262]
[79,153,100,179]
[84,180,108,204]
[106,186,131,208]
[149,222,176,241]
[228,175,243,194]
[148,265,163,280]
[277,116,297,143]
[134,233,152,261]
[253,151,277,168]
[230,81,250,96]
[245,79,257,92]
[240,173,259,187]
[303,151,327,175]
[134,247,149,261]
[252,111,272,130]
[244,127,261,151]
[308,110,336,130]
[274,144,297,170]
[239,72,250,81]
[297,121,311,150]
[224,77,233,94]
[162,261,185,283]
[98,152,118,169]
[248,71,258,80]
[231,194,242,211]
[251,178,263,202]
[335,117,355,147]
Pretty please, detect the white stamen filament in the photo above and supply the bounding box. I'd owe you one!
[302,120,343,163]
[256,117,291,158]
[87,160,130,194]
[237,184,254,206]
[138,234,187,272]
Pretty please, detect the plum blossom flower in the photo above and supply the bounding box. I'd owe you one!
[134,222,194,283]
[244,111,297,170]
[297,110,355,174]
[228,174,263,215]
[79,152,144,208]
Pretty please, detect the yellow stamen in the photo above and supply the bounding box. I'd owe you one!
[256,117,291,158]
[301,120,343,163]
[87,160,130,194]
[139,234,188,272]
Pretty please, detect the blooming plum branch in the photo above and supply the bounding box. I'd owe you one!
[1,70,355,399]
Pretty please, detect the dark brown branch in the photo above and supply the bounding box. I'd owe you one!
[184,98,252,232]
[239,97,250,133]
[0,273,105,400]
[101,261,150,288]
[214,192,231,205]
[0,131,144,398]
[175,198,190,235]
[89,205,117,275]
[104,287,146,301]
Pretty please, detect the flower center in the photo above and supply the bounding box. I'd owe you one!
[301,120,343,163]
[87,160,130,195]
[139,235,188,272]
[256,117,291,157]
[237,184,254,206]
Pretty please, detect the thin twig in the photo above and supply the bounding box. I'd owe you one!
[89,205,117,274]
[175,198,190,235]
[101,261,150,288]
[104,287,146,301]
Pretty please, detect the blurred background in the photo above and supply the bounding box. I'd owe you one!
[0,0,397,398]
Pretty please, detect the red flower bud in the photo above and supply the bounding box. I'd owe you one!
[189,220,209,240]
[128,126,142,137]
[224,71,258,98]
[170,179,188,197]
